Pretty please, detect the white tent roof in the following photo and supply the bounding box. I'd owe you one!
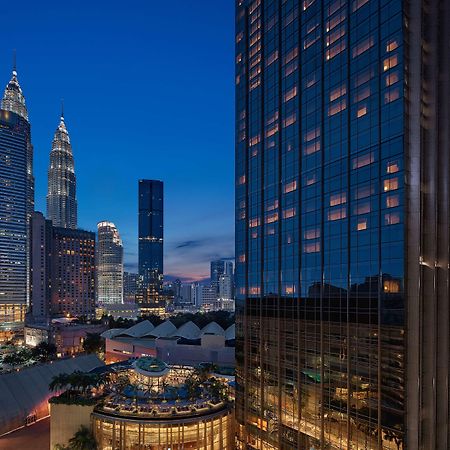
[100,328,123,339]
[170,321,201,339]
[143,320,177,338]
[0,354,103,436]
[225,324,235,340]
[115,320,154,338]
[200,321,225,336]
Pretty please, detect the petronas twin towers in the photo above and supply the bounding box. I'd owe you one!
[2,64,78,229]
[46,111,77,229]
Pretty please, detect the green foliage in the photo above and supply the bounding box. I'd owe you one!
[82,333,104,354]
[2,348,33,366]
[68,425,97,450]
[31,342,57,361]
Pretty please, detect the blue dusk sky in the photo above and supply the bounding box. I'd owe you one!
[0,1,235,282]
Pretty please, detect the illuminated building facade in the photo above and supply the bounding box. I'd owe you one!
[47,112,77,229]
[91,358,235,449]
[0,109,29,335]
[51,227,96,318]
[235,1,450,449]
[211,260,233,294]
[138,179,164,310]
[2,66,35,314]
[97,221,123,307]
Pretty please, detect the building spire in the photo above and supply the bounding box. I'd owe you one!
[2,51,28,121]
[12,49,16,75]
[61,98,64,120]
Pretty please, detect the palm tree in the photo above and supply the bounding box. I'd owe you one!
[53,444,70,450]
[68,425,97,450]
[49,373,70,392]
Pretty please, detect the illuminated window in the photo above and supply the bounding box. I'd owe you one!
[384,178,399,191]
[329,99,347,116]
[352,37,374,58]
[326,26,346,47]
[304,34,320,49]
[352,152,374,169]
[265,200,278,211]
[385,72,399,87]
[330,192,346,206]
[386,39,399,52]
[304,242,320,253]
[386,161,399,174]
[284,61,298,77]
[383,55,398,71]
[284,86,297,102]
[283,180,297,193]
[385,212,400,225]
[265,213,278,224]
[352,0,369,11]
[384,280,400,293]
[284,47,298,65]
[238,175,246,185]
[357,105,367,117]
[285,285,295,294]
[357,219,367,231]
[283,208,296,219]
[354,202,371,215]
[326,40,346,60]
[238,254,246,263]
[305,173,317,185]
[386,195,399,208]
[384,88,400,104]
[266,50,278,66]
[304,228,320,239]
[330,84,347,101]
[303,0,315,10]
[326,11,346,32]
[249,287,261,295]
[328,0,345,16]
[328,207,346,221]
[304,141,321,155]
[306,73,317,88]
[266,125,279,137]
[249,218,260,228]
[283,113,296,128]
[249,135,260,146]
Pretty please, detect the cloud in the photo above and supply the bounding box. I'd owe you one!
[176,240,201,249]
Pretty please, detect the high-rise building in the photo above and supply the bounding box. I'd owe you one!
[0,109,29,336]
[218,273,234,302]
[2,65,35,312]
[236,1,450,449]
[210,259,233,293]
[51,227,95,318]
[47,112,77,229]
[123,271,140,303]
[97,221,123,307]
[138,179,163,309]
[29,212,52,322]
[2,65,34,219]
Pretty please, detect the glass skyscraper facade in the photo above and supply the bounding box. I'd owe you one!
[97,221,124,306]
[47,113,77,229]
[0,109,29,334]
[235,1,450,449]
[138,180,164,308]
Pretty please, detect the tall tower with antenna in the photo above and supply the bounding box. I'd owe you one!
[46,103,77,229]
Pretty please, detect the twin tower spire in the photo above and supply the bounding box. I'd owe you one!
[2,61,78,229]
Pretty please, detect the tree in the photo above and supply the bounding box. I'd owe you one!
[68,425,97,450]
[32,342,57,361]
[82,333,104,354]
[49,373,70,392]
[53,444,70,450]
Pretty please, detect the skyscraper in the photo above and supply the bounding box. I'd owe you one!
[123,271,140,303]
[211,259,233,293]
[51,227,96,318]
[2,64,35,312]
[47,111,77,229]
[236,1,450,449]
[2,65,34,218]
[138,180,163,309]
[0,109,29,336]
[97,221,124,306]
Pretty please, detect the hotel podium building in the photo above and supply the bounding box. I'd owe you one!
[235,1,450,449]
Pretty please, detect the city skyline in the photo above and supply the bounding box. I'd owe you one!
[0,1,234,281]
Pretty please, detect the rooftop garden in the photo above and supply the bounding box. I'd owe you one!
[134,357,167,374]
